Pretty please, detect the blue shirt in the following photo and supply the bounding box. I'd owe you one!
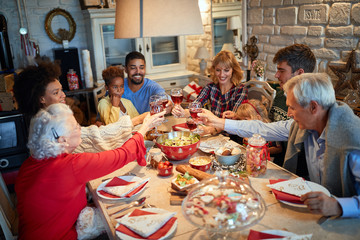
[225,119,360,218]
[123,78,165,114]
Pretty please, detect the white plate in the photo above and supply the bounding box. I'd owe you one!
[278,181,331,208]
[261,229,296,237]
[116,208,178,240]
[199,135,242,153]
[96,176,146,201]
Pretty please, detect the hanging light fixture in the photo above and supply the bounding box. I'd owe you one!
[115,0,204,39]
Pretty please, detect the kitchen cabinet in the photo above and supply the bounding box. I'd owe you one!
[212,1,242,56]
[83,9,194,91]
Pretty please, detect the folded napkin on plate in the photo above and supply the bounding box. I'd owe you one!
[172,123,190,131]
[116,209,177,239]
[268,177,312,197]
[248,229,313,240]
[99,177,149,198]
[268,179,309,204]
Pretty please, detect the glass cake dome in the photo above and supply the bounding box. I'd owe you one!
[181,172,266,233]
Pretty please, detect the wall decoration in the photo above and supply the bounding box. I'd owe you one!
[329,49,360,94]
[44,8,76,44]
[106,0,116,9]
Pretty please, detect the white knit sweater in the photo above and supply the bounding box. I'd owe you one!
[74,116,133,153]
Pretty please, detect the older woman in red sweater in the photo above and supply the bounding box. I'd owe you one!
[15,103,164,239]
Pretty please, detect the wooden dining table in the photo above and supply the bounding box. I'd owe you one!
[87,116,360,240]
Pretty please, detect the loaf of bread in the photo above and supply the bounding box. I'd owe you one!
[175,164,213,181]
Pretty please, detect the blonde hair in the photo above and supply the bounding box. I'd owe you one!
[235,99,270,123]
[209,50,243,86]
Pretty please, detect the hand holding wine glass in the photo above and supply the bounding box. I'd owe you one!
[170,88,183,118]
[149,95,164,136]
[188,102,203,134]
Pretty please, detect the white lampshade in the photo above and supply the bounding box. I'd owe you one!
[194,47,210,60]
[221,43,236,53]
[227,16,241,31]
[115,0,204,38]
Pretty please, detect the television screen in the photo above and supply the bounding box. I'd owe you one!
[0,121,17,149]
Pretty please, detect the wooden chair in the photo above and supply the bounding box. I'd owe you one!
[0,173,18,239]
[243,79,276,112]
[92,83,106,114]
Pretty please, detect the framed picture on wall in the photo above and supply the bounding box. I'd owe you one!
[106,0,116,8]
[79,0,103,10]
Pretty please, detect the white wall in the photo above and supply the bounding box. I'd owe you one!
[0,0,88,69]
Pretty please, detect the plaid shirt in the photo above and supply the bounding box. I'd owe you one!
[194,83,248,117]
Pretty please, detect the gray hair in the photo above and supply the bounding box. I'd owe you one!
[27,103,74,159]
[283,73,336,110]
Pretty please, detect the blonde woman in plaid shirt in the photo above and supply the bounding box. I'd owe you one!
[172,50,247,135]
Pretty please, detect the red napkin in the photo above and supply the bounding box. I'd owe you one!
[98,178,148,199]
[172,123,189,131]
[106,178,134,187]
[116,209,177,239]
[269,179,303,204]
[247,229,284,240]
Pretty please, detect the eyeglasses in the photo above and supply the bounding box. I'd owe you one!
[51,127,59,140]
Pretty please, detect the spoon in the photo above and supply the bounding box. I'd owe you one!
[110,197,147,217]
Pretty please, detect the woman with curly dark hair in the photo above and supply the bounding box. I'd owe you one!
[13,61,64,127]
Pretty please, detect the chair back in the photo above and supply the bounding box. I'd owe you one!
[0,173,18,239]
[92,83,106,114]
[243,80,276,112]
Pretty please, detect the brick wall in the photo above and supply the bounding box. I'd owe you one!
[247,0,360,82]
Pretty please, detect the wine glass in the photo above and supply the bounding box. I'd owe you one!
[170,88,183,118]
[157,93,169,122]
[188,102,203,134]
[149,95,164,136]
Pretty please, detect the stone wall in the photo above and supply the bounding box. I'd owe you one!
[186,0,213,74]
[247,0,360,82]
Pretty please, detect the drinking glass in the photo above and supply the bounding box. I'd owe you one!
[188,102,203,134]
[157,93,169,122]
[149,95,164,136]
[170,88,183,118]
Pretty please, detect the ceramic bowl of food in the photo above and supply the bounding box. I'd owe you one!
[215,147,242,166]
[157,161,173,176]
[155,131,200,160]
[189,156,212,172]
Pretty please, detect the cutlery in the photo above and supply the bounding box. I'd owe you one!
[110,196,147,217]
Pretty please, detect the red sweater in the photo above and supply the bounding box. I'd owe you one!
[15,133,146,240]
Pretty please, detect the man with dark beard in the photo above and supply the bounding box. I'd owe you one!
[122,51,172,114]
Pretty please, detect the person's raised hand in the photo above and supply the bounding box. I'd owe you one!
[137,111,166,136]
[222,110,236,119]
[165,100,173,115]
[300,192,342,217]
[171,104,185,118]
[110,94,121,107]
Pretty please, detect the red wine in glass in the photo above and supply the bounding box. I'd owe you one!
[190,108,202,120]
[171,94,183,105]
[150,103,163,115]
[186,120,197,130]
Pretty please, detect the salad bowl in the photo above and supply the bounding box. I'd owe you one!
[155,131,200,160]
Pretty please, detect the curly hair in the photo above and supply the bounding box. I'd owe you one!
[102,66,124,86]
[273,44,316,73]
[13,61,61,123]
[27,103,74,160]
[209,50,244,86]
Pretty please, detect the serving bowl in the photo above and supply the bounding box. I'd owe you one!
[189,156,212,172]
[155,131,200,160]
[215,147,243,166]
